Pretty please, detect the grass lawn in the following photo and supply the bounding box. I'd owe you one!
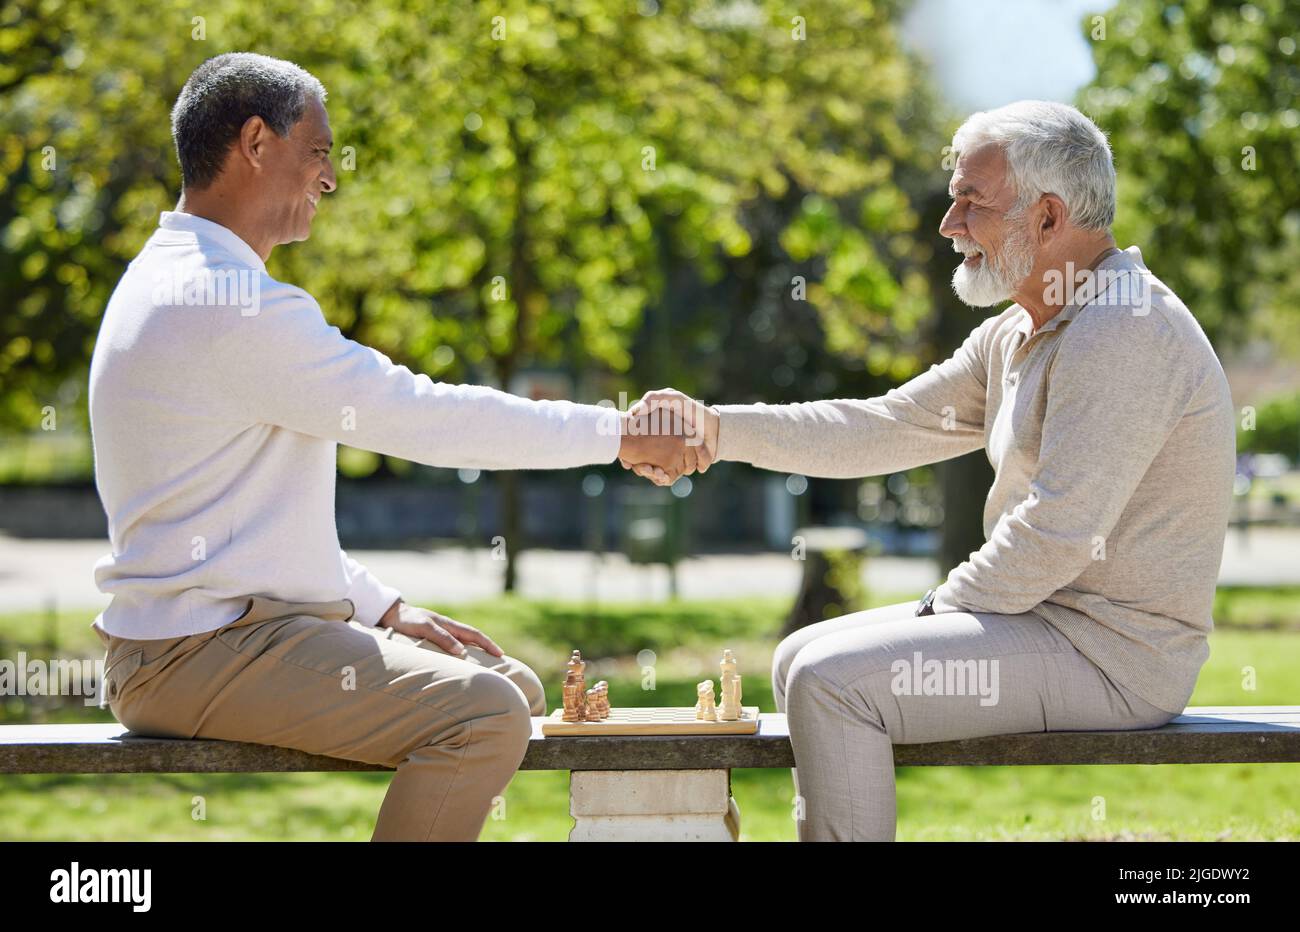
[1,588,1296,841]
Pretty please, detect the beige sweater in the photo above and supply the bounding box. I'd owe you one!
[715,246,1236,713]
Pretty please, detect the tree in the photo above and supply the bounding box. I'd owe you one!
[1080,0,1300,350]
[3,0,953,590]
[278,1,949,587]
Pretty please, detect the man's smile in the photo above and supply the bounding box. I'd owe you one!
[952,237,986,268]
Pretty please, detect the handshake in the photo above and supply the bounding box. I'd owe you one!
[617,389,719,487]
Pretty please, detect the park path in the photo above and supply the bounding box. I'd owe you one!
[0,525,1296,615]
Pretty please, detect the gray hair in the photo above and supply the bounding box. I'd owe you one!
[952,100,1116,231]
[170,52,327,190]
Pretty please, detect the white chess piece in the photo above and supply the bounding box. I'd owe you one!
[719,649,741,721]
[696,680,718,721]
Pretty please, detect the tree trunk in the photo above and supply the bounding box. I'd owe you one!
[922,191,994,578]
[781,528,869,636]
[497,117,536,594]
[937,451,993,574]
[500,470,522,592]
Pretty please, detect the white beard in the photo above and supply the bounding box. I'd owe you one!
[951,219,1036,308]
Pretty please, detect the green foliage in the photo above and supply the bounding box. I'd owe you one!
[3,596,1299,840]
[0,428,92,483]
[1,0,945,434]
[819,548,867,619]
[1236,390,1300,457]
[1081,0,1300,348]
[1213,584,1300,627]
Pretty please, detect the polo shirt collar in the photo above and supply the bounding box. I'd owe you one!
[157,210,267,274]
[1015,245,1146,338]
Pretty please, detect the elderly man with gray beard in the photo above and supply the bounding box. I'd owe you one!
[627,100,1237,841]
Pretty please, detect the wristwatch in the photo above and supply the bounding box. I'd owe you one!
[915,588,937,616]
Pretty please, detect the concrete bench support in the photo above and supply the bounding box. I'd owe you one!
[569,769,740,841]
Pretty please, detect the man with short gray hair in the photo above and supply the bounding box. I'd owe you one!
[88,53,682,841]
[630,100,1237,840]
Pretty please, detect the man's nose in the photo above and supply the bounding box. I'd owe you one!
[320,160,337,194]
[939,202,965,239]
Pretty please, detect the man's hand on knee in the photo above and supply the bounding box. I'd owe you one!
[378,599,504,658]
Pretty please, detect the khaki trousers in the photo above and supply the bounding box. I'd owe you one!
[93,595,544,841]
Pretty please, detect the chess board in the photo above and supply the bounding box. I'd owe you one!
[541,706,761,736]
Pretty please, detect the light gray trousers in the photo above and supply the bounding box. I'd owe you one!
[772,600,1182,841]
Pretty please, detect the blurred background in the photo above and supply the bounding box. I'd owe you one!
[1,0,1297,840]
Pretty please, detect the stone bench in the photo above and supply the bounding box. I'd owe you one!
[3,707,1298,840]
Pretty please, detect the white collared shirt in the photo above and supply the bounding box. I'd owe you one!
[88,210,619,639]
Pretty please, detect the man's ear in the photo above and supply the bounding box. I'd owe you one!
[236,114,271,172]
[1037,193,1067,243]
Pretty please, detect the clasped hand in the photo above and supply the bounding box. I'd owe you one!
[617,388,719,486]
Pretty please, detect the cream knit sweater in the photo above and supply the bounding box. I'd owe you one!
[715,246,1236,713]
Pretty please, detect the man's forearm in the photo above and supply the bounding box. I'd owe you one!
[377,597,402,628]
[714,396,985,478]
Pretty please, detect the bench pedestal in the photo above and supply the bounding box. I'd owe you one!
[568,769,740,841]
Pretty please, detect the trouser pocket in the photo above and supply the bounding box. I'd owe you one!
[100,647,144,710]
[100,634,199,719]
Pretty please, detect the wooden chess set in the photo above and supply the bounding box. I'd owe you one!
[541,648,760,736]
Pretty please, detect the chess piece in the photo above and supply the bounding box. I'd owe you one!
[585,681,610,720]
[562,670,586,722]
[695,680,717,721]
[719,649,742,721]
[562,650,588,722]
[592,681,610,719]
